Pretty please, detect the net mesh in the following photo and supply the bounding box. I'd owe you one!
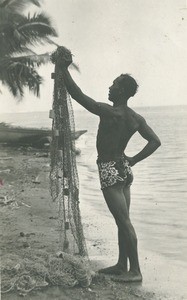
[1,249,93,295]
[49,46,88,257]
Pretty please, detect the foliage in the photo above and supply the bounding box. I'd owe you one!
[0,0,58,98]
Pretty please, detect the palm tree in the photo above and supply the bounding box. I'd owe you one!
[0,0,58,98]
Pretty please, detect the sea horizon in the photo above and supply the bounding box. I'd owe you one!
[1,103,187,114]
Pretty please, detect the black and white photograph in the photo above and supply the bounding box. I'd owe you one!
[0,1,186,299]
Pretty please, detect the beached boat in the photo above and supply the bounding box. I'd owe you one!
[0,123,87,147]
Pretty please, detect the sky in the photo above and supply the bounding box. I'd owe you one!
[1,0,187,113]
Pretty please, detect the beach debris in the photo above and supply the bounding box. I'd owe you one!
[25,233,35,237]
[49,216,58,220]
[32,176,41,184]
[36,152,49,158]
[0,168,11,173]
[20,232,35,238]
[0,196,31,209]
[20,202,31,208]
[14,264,21,272]
[0,195,14,205]
[10,201,20,209]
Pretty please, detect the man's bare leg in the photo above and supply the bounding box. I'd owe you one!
[99,184,142,282]
[123,186,131,213]
[117,186,131,271]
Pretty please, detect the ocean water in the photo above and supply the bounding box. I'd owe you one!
[0,105,187,299]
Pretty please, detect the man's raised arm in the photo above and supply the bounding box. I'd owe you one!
[60,51,117,117]
[63,68,102,115]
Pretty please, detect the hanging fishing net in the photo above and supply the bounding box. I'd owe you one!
[49,46,88,257]
[1,47,94,296]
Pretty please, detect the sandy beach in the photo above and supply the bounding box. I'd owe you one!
[0,144,159,300]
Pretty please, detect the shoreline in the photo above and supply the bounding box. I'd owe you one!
[0,144,185,299]
[79,184,187,300]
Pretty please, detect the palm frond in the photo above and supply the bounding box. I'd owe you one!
[16,47,38,55]
[45,37,59,47]
[0,12,57,56]
[0,58,42,98]
[1,52,51,68]
[0,22,27,56]
[0,0,41,12]
[18,13,58,39]
[1,52,80,71]
[70,62,80,73]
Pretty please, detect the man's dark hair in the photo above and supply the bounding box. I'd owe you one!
[120,74,139,97]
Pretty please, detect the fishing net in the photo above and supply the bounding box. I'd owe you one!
[1,47,93,296]
[49,46,88,257]
[1,249,93,295]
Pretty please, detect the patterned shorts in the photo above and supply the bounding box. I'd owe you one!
[97,157,133,190]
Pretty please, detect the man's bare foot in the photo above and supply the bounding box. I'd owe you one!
[111,271,143,283]
[98,264,127,275]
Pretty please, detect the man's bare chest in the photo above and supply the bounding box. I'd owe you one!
[98,114,139,135]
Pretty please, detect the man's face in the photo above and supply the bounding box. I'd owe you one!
[108,76,124,102]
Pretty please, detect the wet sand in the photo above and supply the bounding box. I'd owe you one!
[0,144,184,300]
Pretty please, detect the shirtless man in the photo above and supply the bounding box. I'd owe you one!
[61,50,161,282]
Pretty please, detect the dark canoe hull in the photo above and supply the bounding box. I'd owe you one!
[0,123,87,146]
